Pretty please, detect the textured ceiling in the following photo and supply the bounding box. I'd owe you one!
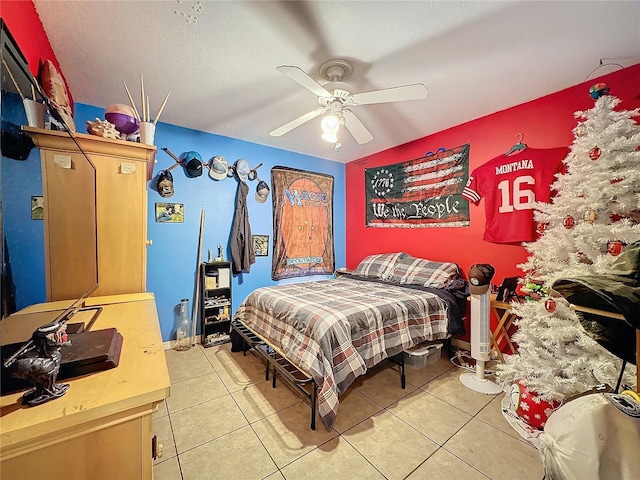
[34,1,640,163]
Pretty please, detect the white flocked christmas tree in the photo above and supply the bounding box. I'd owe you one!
[496,84,640,402]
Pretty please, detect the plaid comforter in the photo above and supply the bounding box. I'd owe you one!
[233,276,451,429]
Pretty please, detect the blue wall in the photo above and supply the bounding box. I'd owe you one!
[76,104,346,342]
[1,91,46,311]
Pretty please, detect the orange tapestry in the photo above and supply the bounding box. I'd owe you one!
[271,167,334,280]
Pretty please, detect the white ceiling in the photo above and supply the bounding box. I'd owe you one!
[34,1,640,164]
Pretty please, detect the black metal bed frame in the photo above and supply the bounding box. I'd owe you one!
[231,319,410,430]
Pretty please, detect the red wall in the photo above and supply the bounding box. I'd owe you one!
[1,0,72,106]
[345,64,640,341]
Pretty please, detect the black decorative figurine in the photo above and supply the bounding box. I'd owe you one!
[3,321,71,406]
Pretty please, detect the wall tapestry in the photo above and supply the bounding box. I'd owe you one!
[271,167,334,280]
[365,144,470,228]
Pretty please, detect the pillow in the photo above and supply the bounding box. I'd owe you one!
[389,256,460,288]
[352,252,408,279]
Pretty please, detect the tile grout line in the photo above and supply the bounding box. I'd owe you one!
[158,345,540,480]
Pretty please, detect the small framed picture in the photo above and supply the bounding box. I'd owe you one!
[253,234,269,256]
[31,196,44,220]
[155,202,184,223]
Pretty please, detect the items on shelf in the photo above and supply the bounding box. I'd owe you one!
[104,103,139,137]
[122,76,170,126]
[86,118,120,139]
[201,261,232,347]
[204,332,230,348]
[115,76,169,145]
[38,58,75,131]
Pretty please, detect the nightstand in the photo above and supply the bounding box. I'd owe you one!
[490,294,518,362]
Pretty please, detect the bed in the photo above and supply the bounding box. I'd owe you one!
[231,252,467,429]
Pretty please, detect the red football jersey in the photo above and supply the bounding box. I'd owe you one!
[462,147,568,243]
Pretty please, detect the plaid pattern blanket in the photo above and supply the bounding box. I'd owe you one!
[233,276,450,429]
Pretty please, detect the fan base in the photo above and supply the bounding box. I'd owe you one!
[320,59,353,82]
[459,372,503,395]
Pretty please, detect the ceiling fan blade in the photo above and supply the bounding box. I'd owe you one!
[269,107,327,137]
[349,83,428,105]
[277,65,332,98]
[342,110,373,144]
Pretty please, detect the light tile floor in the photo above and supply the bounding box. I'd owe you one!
[153,344,544,480]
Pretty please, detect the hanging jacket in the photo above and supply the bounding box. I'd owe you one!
[230,180,255,273]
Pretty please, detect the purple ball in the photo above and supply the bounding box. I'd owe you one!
[105,112,140,135]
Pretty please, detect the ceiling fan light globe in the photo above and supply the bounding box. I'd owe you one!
[321,131,338,143]
[321,114,340,134]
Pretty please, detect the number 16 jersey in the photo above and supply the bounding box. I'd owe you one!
[462,147,568,243]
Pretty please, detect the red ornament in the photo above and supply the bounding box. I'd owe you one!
[608,240,624,256]
[509,381,562,430]
[545,298,557,313]
[589,146,601,160]
[563,215,575,229]
[536,223,549,235]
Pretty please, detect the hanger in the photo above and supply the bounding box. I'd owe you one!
[504,133,527,156]
[584,59,624,82]
[161,147,184,171]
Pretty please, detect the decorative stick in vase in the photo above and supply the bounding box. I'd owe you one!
[140,74,146,122]
[153,91,170,125]
[123,81,141,120]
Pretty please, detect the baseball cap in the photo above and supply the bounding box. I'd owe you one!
[235,159,250,182]
[468,264,495,294]
[156,169,174,198]
[184,151,203,178]
[255,180,270,203]
[208,155,228,180]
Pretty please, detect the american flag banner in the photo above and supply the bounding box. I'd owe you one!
[365,144,470,228]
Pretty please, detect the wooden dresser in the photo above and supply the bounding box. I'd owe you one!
[0,293,170,479]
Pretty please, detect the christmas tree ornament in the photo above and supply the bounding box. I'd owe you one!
[536,223,549,235]
[588,146,601,160]
[582,210,597,223]
[509,381,562,430]
[589,82,610,99]
[522,281,545,300]
[577,251,593,264]
[573,123,587,138]
[563,215,575,228]
[545,298,557,313]
[607,240,624,256]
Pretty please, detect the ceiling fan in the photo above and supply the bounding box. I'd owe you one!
[269,59,428,145]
